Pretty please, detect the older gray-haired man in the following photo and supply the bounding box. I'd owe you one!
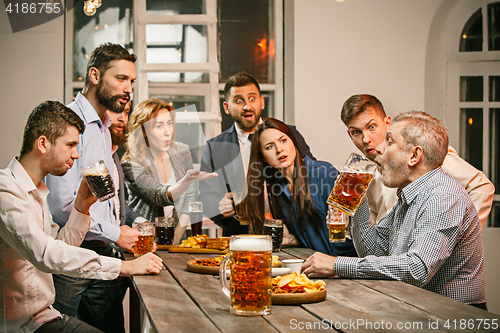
[302,111,486,310]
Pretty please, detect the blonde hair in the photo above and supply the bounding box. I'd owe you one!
[123,98,176,164]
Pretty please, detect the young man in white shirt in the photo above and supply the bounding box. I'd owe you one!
[0,101,163,333]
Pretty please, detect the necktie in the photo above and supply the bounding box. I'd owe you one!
[248,133,254,142]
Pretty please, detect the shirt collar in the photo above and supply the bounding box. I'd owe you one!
[74,92,111,128]
[8,157,49,198]
[399,167,442,204]
[234,118,263,144]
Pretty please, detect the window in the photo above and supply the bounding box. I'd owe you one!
[217,0,283,132]
[65,0,133,101]
[455,2,500,227]
[66,0,283,161]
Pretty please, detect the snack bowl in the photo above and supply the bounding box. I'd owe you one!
[281,259,304,273]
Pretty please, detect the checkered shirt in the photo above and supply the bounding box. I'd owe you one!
[335,167,485,304]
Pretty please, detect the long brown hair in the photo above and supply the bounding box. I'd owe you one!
[240,118,322,234]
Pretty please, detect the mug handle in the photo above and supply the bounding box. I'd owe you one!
[219,255,231,298]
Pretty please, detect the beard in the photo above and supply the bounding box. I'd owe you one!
[96,80,129,113]
[109,124,127,146]
[46,149,71,176]
[379,155,409,189]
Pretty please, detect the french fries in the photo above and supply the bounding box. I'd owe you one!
[272,272,326,294]
[272,255,282,268]
[179,234,209,248]
[179,235,230,250]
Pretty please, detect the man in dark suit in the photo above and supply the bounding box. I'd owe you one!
[199,72,314,236]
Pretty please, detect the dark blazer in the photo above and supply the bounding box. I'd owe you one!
[113,152,142,227]
[199,123,314,236]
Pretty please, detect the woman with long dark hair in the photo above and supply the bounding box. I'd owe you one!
[240,118,356,256]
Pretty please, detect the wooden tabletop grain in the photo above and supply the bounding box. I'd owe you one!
[127,248,500,333]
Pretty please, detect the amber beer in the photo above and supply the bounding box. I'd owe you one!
[220,235,272,316]
[132,222,155,257]
[328,222,347,243]
[327,171,374,215]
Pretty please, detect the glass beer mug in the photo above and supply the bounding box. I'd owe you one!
[327,153,377,215]
[219,235,273,316]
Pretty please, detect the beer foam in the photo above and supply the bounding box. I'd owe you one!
[231,237,272,252]
[83,162,109,176]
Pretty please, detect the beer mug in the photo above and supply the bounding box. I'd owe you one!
[232,190,249,226]
[263,219,284,252]
[219,235,273,316]
[327,153,377,215]
[132,221,155,257]
[188,202,203,236]
[155,217,175,245]
[82,160,116,202]
[326,206,349,243]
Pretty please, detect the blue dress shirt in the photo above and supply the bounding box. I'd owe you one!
[45,93,120,243]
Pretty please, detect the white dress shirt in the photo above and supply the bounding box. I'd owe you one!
[0,158,121,333]
[234,124,254,174]
[366,146,495,228]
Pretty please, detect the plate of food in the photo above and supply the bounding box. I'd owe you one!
[271,272,327,305]
[186,255,227,274]
[186,255,286,275]
[169,235,229,254]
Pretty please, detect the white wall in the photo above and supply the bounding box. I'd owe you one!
[291,0,442,169]
[0,8,64,168]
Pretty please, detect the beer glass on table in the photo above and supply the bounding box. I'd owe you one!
[326,206,349,243]
[188,202,203,236]
[155,217,175,245]
[220,235,273,316]
[132,221,155,257]
[327,153,377,216]
[82,160,116,202]
[263,219,284,251]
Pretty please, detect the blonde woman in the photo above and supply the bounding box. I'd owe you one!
[122,98,216,244]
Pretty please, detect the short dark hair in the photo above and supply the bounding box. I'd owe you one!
[84,43,137,88]
[340,94,386,125]
[19,101,85,157]
[223,72,261,101]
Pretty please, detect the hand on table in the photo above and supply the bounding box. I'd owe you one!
[120,252,164,276]
[301,252,337,277]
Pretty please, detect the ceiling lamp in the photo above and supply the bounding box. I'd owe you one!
[83,0,103,16]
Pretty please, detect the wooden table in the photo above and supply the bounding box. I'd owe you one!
[128,248,500,333]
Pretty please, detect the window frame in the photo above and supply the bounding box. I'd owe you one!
[445,1,500,226]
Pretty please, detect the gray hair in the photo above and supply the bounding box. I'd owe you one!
[340,94,386,125]
[393,111,448,169]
